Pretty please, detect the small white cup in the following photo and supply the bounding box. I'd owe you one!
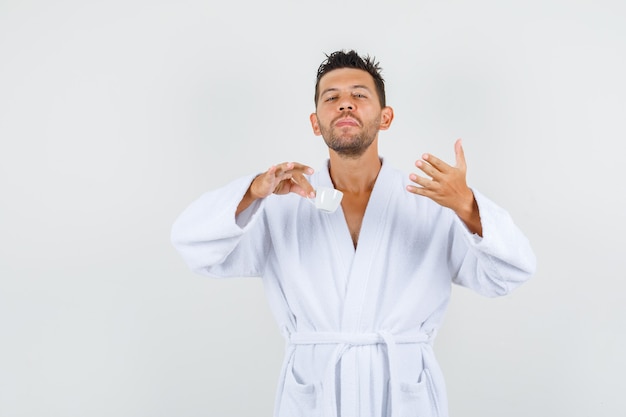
[308,186,343,213]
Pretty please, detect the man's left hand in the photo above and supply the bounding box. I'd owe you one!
[406,138,483,236]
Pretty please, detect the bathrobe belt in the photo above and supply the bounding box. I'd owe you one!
[287,331,433,417]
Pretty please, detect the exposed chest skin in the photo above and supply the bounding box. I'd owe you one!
[340,190,373,248]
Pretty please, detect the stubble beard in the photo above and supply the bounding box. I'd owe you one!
[319,114,381,159]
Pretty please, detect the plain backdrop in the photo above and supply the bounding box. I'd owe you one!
[1,0,625,416]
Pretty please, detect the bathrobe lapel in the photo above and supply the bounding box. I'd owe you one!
[318,161,394,332]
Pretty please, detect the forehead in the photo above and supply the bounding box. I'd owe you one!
[318,68,376,92]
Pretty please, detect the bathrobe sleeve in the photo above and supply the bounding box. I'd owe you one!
[170,174,270,278]
[449,188,537,297]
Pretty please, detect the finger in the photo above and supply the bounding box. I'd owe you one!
[261,165,279,186]
[273,162,295,178]
[406,183,432,196]
[289,162,315,176]
[414,159,439,180]
[421,152,452,174]
[265,164,295,195]
[454,138,466,170]
[289,183,314,198]
[409,173,434,189]
[252,166,280,198]
[290,172,316,198]
[281,162,315,197]
[274,162,315,183]
[275,161,314,175]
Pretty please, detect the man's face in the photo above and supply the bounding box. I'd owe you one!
[310,68,391,158]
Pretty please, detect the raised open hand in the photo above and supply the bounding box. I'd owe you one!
[406,139,482,235]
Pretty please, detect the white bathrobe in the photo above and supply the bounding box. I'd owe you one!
[171,159,536,417]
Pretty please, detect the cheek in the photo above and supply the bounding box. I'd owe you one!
[315,114,329,130]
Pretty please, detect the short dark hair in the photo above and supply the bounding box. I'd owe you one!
[314,50,386,108]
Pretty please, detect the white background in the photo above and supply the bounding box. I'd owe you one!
[1,0,625,416]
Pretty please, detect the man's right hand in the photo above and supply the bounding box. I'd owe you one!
[237,162,315,215]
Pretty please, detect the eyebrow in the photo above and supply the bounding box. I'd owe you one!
[320,85,372,96]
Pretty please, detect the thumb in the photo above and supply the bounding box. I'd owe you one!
[454,138,466,170]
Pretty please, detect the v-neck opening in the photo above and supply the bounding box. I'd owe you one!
[314,158,396,331]
[317,158,392,257]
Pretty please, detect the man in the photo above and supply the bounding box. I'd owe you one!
[171,50,536,417]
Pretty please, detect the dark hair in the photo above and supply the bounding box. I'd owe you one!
[314,50,386,108]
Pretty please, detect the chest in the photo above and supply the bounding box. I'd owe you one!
[340,191,372,248]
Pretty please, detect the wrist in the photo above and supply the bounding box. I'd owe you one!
[248,175,264,201]
[456,191,483,236]
[454,190,476,218]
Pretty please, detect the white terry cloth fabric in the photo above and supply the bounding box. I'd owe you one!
[171,158,537,417]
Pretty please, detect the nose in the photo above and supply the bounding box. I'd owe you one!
[338,96,354,111]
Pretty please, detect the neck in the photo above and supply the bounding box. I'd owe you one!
[328,140,382,194]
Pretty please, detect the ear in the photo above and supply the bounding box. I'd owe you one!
[379,106,394,131]
[310,113,322,136]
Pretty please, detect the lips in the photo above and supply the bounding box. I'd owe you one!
[334,117,360,127]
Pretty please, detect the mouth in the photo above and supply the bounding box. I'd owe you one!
[334,117,360,128]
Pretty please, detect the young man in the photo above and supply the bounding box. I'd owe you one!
[171,50,536,417]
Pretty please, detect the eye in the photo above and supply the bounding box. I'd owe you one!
[353,93,367,99]
[325,96,338,102]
